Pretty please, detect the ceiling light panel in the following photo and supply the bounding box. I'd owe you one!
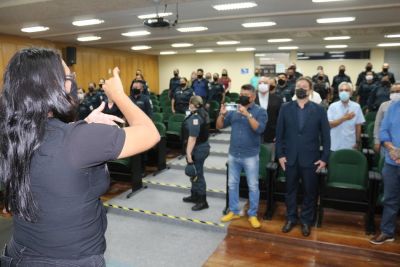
[377,43,400,47]
[177,26,208,32]
[268,38,292,43]
[77,36,101,42]
[242,21,276,28]
[160,51,177,55]
[72,19,104,26]
[312,0,349,2]
[278,46,299,50]
[236,47,256,51]
[21,26,49,33]
[213,2,257,11]
[138,12,172,19]
[317,17,355,24]
[121,30,151,37]
[325,44,348,48]
[324,36,351,40]
[196,49,214,53]
[385,34,400,38]
[217,40,240,45]
[171,43,193,48]
[131,45,151,50]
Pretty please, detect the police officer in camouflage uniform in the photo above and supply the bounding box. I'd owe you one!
[171,77,194,114]
[182,96,211,211]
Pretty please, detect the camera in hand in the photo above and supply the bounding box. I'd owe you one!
[225,103,238,111]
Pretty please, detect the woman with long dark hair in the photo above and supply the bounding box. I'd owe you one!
[0,48,160,266]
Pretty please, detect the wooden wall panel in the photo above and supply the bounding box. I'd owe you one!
[0,34,159,94]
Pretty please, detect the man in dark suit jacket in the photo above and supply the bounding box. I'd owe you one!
[276,77,330,237]
[255,76,283,160]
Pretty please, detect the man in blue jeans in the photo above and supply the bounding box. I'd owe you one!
[370,96,400,244]
[216,84,268,228]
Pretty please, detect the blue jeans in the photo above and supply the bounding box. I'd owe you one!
[228,154,260,217]
[380,163,400,236]
[0,238,105,267]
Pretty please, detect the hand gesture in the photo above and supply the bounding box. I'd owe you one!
[279,157,287,171]
[220,103,227,115]
[343,111,355,121]
[238,104,249,117]
[103,67,124,100]
[314,160,327,173]
[84,102,125,126]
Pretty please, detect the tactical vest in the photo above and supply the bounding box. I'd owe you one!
[182,111,209,147]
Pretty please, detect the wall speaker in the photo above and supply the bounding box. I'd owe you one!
[65,46,76,66]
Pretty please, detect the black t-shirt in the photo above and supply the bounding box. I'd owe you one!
[13,118,125,259]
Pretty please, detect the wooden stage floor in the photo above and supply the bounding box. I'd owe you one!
[205,202,400,267]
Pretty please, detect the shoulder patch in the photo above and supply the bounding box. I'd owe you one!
[193,119,199,125]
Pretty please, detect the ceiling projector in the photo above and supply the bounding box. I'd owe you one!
[144,17,170,28]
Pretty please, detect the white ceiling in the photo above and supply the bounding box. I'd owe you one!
[1,0,400,55]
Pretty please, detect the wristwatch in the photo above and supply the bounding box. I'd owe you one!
[247,113,253,119]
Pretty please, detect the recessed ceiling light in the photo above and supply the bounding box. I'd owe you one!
[329,51,345,54]
[72,19,104,27]
[384,34,400,38]
[317,17,355,24]
[377,43,400,47]
[278,46,299,50]
[217,40,240,45]
[297,56,310,60]
[325,44,348,48]
[171,43,193,48]
[138,12,173,19]
[131,45,152,50]
[196,49,214,53]
[260,57,274,61]
[213,2,257,11]
[268,38,292,43]
[242,21,276,28]
[324,36,351,40]
[331,54,345,58]
[77,36,101,42]
[160,51,177,55]
[313,0,349,2]
[255,53,267,57]
[177,26,208,32]
[236,47,256,52]
[121,30,151,37]
[21,26,49,33]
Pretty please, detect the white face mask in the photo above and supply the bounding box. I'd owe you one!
[258,83,269,93]
[390,93,400,101]
[366,75,373,81]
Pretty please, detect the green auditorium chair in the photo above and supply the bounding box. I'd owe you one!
[208,100,220,125]
[224,96,231,103]
[151,112,163,124]
[147,122,167,173]
[317,149,375,234]
[166,113,186,148]
[228,92,239,103]
[152,104,161,113]
[223,144,277,219]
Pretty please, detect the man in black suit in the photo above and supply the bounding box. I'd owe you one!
[255,76,283,160]
[276,78,331,237]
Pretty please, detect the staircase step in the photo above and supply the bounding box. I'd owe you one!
[168,155,227,175]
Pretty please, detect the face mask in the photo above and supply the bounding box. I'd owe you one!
[213,77,218,82]
[295,88,308,99]
[69,80,79,103]
[278,79,286,86]
[222,73,227,77]
[78,92,84,101]
[88,86,94,92]
[133,88,141,95]
[206,76,211,80]
[318,76,324,81]
[366,75,373,81]
[382,80,391,87]
[197,75,203,79]
[255,73,260,76]
[180,83,186,88]
[339,69,345,75]
[366,66,372,72]
[258,83,269,93]
[239,95,250,106]
[390,93,400,101]
[339,91,350,102]
[174,73,178,77]
[383,68,389,72]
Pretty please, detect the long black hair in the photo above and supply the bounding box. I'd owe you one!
[0,48,76,222]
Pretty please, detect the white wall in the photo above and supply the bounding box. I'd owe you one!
[158,52,255,93]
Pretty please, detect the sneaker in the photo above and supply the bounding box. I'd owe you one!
[220,212,241,222]
[248,216,261,229]
[369,233,395,245]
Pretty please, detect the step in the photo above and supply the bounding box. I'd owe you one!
[143,169,227,198]
[168,155,227,174]
[209,143,229,156]
[105,187,244,231]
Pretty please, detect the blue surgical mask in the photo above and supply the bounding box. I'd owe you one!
[339,91,350,102]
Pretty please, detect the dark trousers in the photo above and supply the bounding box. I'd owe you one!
[191,142,210,196]
[1,238,105,267]
[285,163,319,225]
[380,163,400,236]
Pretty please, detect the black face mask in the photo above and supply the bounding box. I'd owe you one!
[295,88,308,99]
[213,78,218,82]
[366,66,372,72]
[133,88,141,95]
[88,86,94,93]
[339,69,345,75]
[383,68,388,72]
[197,75,203,79]
[174,73,178,77]
[278,79,286,86]
[69,80,79,103]
[239,95,250,106]
[222,74,227,77]
[180,83,186,88]
[382,81,391,87]
[318,76,324,81]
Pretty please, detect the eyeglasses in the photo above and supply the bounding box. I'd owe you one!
[65,73,76,81]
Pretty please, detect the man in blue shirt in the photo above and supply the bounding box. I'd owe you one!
[370,94,400,244]
[216,84,268,229]
[191,68,208,102]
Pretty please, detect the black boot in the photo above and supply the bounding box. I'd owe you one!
[192,195,209,211]
[183,191,198,203]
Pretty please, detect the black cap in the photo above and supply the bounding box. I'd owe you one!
[184,163,197,178]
